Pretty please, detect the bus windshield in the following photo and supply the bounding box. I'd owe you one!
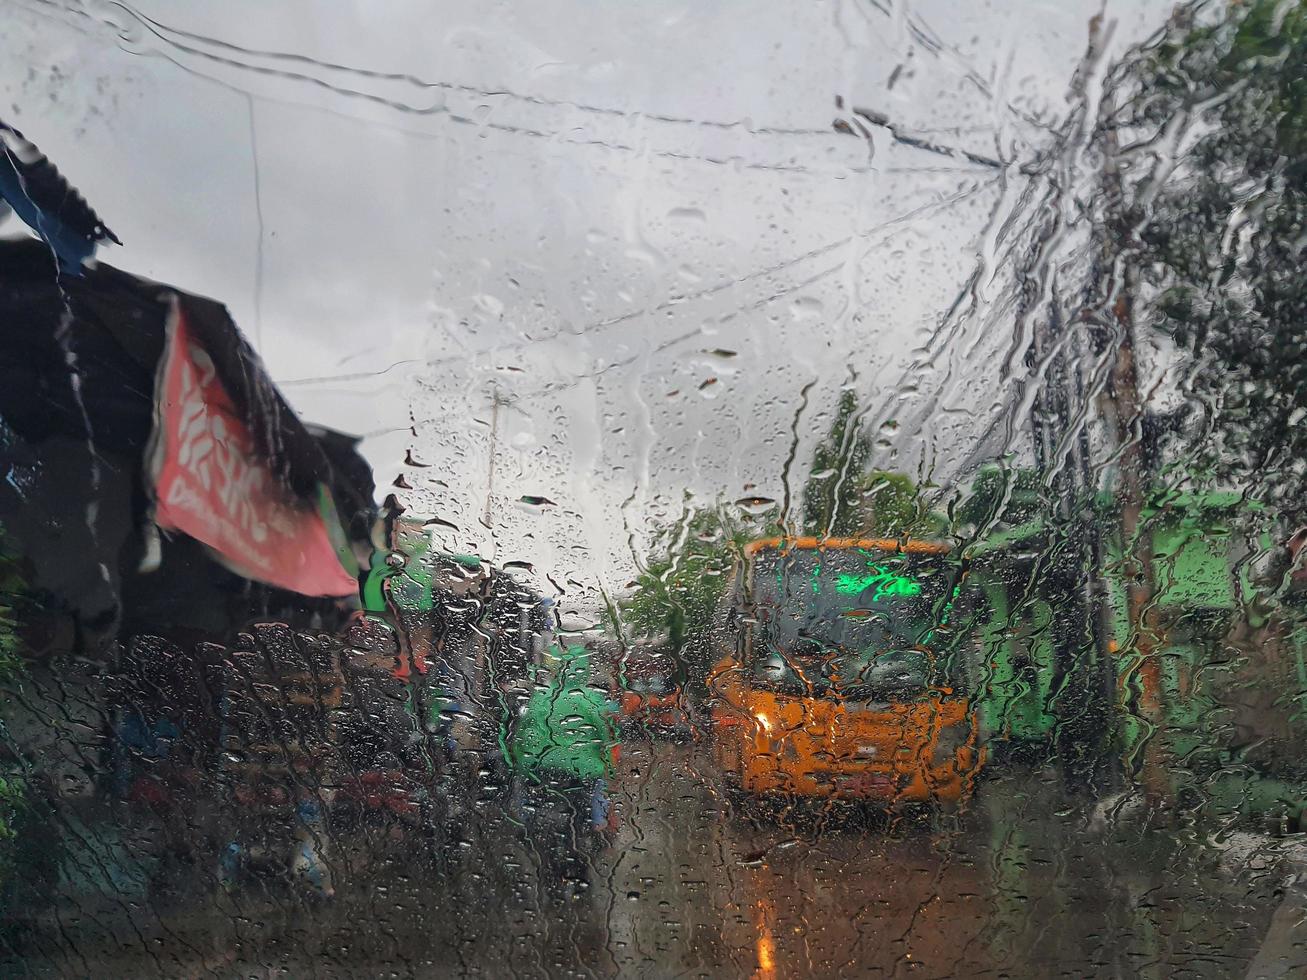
[747,547,968,700]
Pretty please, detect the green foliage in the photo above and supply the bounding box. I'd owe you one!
[956,464,1047,530]
[616,387,943,685]
[801,389,872,536]
[0,773,26,917]
[855,469,943,538]
[800,390,942,538]
[614,504,753,680]
[1123,0,1307,518]
[0,547,24,678]
[0,524,26,855]
[0,778,21,844]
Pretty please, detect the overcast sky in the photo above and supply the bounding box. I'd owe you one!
[1,0,1172,605]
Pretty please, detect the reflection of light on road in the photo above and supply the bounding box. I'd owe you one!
[754,899,776,979]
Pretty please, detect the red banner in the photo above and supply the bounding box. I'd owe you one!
[147,299,359,597]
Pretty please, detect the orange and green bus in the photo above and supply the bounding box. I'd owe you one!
[709,537,985,811]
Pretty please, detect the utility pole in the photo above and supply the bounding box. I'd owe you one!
[1096,84,1167,802]
[1019,14,1126,786]
[1034,14,1171,798]
[483,390,502,548]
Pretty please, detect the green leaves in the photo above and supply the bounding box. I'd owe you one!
[1124,0,1307,519]
[0,525,25,856]
[956,464,1045,531]
[615,384,944,686]
[0,525,25,679]
[612,504,749,681]
[854,470,942,538]
[799,389,938,539]
[801,389,871,537]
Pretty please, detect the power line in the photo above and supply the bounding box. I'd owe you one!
[837,103,1005,169]
[106,0,838,140]
[276,175,998,394]
[357,172,998,443]
[278,358,426,387]
[110,9,859,178]
[397,179,1001,420]
[421,176,999,368]
[23,0,999,179]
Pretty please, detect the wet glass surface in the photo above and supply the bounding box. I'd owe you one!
[3,0,1307,976]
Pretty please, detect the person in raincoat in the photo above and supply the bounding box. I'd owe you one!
[508,643,619,833]
[361,519,437,679]
[359,519,459,774]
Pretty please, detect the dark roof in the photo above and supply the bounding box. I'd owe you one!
[304,424,376,542]
[0,239,374,534]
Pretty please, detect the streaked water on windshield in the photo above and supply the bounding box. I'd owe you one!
[3,1,1307,976]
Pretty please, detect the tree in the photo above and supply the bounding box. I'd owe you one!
[0,527,25,676]
[616,389,943,685]
[856,469,944,538]
[800,388,942,538]
[1121,0,1307,519]
[955,464,1047,532]
[801,389,871,537]
[612,504,756,684]
[0,525,27,881]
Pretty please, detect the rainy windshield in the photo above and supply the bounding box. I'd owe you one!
[6,0,1307,976]
[747,548,962,698]
[620,657,675,696]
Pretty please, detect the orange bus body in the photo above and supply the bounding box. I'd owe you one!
[711,538,984,806]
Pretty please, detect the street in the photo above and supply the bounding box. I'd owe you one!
[6,737,1301,979]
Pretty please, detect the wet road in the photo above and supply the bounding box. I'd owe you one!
[4,739,1303,978]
